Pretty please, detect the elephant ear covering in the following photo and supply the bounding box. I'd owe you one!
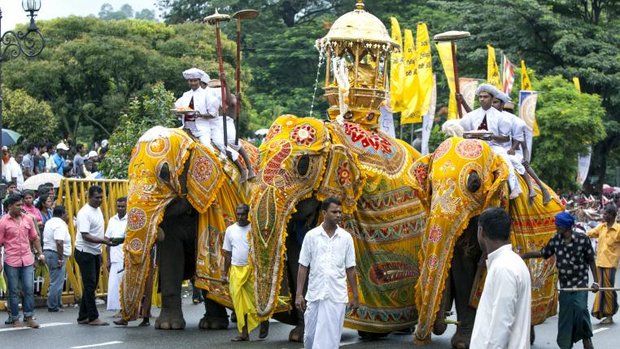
[413,137,509,343]
[249,115,330,317]
[409,153,433,210]
[120,126,224,321]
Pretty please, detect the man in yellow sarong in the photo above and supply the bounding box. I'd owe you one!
[223,204,269,341]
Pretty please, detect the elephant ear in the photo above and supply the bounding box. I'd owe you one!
[315,144,365,214]
[408,154,433,211]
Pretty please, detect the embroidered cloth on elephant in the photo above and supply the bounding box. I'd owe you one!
[410,138,510,342]
[250,115,426,332]
[121,126,225,320]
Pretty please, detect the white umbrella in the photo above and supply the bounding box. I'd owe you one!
[254,128,269,136]
[22,173,64,191]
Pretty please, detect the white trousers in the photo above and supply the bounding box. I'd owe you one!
[106,262,123,311]
[304,299,346,349]
[491,145,523,199]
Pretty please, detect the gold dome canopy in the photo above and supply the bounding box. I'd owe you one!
[318,0,398,49]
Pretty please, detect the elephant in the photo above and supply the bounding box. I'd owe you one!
[248,115,427,341]
[119,126,257,330]
[410,136,563,348]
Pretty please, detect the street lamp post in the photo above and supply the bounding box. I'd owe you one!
[0,0,45,186]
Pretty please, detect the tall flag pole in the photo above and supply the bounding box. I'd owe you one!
[502,54,515,95]
[521,59,532,91]
[401,29,418,124]
[487,45,501,88]
[390,17,406,113]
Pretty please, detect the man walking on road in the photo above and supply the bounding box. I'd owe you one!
[0,194,45,328]
[471,208,531,348]
[587,203,620,324]
[75,185,116,326]
[522,211,599,349]
[295,197,359,349]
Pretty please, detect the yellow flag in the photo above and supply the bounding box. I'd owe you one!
[413,22,433,120]
[573,77,581,93]
[487,45,501,88]
[400,29,418,124]
[521,60,532,91]
[436,41,458,119]
[390,17,406,112]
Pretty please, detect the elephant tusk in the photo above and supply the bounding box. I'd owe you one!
[157,227,166,242]
[443,319,460,325]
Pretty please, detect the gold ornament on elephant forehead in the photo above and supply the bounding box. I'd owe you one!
[315,0,398,128]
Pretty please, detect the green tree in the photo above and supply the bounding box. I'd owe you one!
[135,9,157,20]
[99,82,178,178]
[530,75,606,191]
[2,88,58,145]
[2,18,238,142]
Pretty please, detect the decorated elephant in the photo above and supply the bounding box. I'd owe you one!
[410,137,563,348]
[249,115,426,341]
[119,126,257,329]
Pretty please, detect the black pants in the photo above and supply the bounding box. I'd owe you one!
[75,249,101,321]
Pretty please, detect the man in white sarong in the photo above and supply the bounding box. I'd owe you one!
[295,198,359,349]
[471,207,532,349]
[458,84,522,199]
[105,197,127,315]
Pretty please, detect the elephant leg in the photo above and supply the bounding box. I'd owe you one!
[198,289,230,330]
[155,226,186,330]
[433,273,453,336]
[450,223,482,349]
[285,230,305,343]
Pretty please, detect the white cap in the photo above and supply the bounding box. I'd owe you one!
[56,142,69,151]
[475,83,499,97]
[494,91,511,103]
[101,139,109,148]
[200,73,211,84]
[87,150,98,159]
[182,68,204,80]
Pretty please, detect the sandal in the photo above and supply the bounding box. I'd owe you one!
[231,335,249,342]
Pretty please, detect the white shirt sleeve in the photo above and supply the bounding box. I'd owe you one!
[222,228,232,252]
[76,211,90,235]
[52,223,65,241]
[345,234,356,268]
[298,234,311,267]
[483,269,519,349]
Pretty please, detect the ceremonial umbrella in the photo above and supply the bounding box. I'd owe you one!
[23,172,64,191]
[2,129,23,147]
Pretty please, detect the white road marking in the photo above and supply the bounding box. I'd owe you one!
[71,341,123,349]
[0,322,71,332]
[593,327,609,334]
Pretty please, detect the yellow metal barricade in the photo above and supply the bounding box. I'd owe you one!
[52,178,128,302]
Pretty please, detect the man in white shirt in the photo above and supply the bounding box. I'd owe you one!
[471,207,532,349]
[295,197,359,349]
[458,84,521,199]
[222,204,269,341]
[2,146,23,189]
[42,205,72,313]
[175,68,213,146]
[74,185,116,326]
[105,197,127,314]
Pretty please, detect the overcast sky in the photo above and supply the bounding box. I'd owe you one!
[1,0,159,33]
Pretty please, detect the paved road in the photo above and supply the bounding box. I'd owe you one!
[1,289,618,348]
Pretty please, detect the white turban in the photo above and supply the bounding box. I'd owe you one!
[475,83,499,97]
[182,68,204,80]
[200,73,211,84]
[494,91,511,104]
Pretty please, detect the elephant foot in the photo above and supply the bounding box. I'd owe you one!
[155,313,186,330]
[413,332,432,346]
[358,331,389,340]
[451,328,472,349]
[289,325,304,342]
[198,316,229,330]
[432,315,448,335]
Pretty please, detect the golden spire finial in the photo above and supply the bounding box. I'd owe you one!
[355,0,365,11]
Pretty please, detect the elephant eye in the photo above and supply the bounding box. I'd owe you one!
[467,171,481,193]
[297,154,310,176]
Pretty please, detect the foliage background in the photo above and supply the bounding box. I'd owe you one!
[1,0,617,191]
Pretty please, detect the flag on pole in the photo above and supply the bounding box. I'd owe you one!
[573,77,581,93]
[401,29,418,124]
[458,78,479,117]
[413,22,433,119]
[502,54,515,95]
[390,17,406,112]
[519,90,540,137]
[521,60,532,91]
[421,74,437,155]
[436,41,458,119]
[576,146,591,186]
[487,45,501,88]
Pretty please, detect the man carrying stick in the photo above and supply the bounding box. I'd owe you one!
[521,211,599,349]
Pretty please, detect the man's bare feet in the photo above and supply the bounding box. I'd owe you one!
[231,335,249,342]
[88,319,109,326]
